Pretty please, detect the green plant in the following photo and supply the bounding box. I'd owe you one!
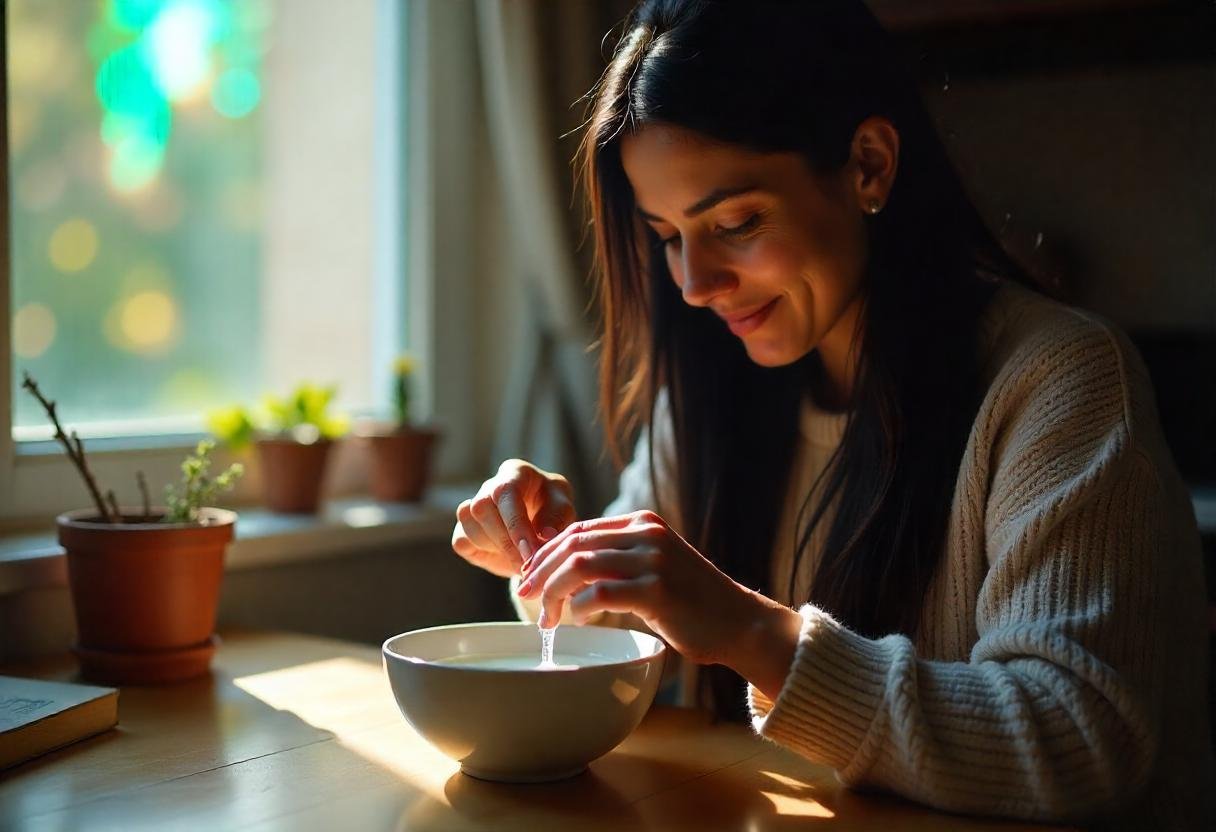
[208,382,350,450]
[206,405,257,451]
[21,371,242,525]
[392,353,417,426]
[164,440,245,524]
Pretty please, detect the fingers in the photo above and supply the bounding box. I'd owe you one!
[490,479,541,568]
[526,549,652,627]
[522,511,667,585]
[451,524,517,578]
[454,499,502,554]
[568,576,660,624]
[450,460,582,579]
[529,487,576,547]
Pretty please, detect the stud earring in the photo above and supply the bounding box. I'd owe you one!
[867,200,882,215]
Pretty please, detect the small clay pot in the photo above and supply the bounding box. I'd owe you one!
[57,508,235,685]
[255,437,333,513]
[365,426,441,502]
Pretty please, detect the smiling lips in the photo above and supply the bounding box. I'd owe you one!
[718,298,779,337]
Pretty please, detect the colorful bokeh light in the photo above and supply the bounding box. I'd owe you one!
[48,218,100,273]
[144,1,222,102]
[120,289,179,349]
[10,0,271,433]
[104,288,180,353]
[13,303,58,359]
[212,67,261,118]
[92,0,265,192]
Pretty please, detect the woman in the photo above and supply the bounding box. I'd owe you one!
[450,1,1212,828]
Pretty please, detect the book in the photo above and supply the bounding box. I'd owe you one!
[0,675,118,770]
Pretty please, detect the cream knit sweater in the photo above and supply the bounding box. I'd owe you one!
[511,282,1213,829]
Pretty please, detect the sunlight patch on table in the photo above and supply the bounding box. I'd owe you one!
[758,769,835,818]
[235,657,457,804]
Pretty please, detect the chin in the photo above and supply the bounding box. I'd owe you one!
[742,339,804,368]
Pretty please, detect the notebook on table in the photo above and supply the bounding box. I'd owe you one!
[0,675,119,769]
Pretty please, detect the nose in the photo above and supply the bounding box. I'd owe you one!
[677,242,737,307]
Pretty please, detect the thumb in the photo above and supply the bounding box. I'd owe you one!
[530,493,576,542]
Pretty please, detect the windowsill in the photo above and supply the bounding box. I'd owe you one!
[0,484,476,596]
[6,484,1209,598]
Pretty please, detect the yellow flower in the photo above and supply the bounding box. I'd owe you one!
[393,354,417,377]
[206,405,256,450]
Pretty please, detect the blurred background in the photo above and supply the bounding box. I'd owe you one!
[0,0,1212,657]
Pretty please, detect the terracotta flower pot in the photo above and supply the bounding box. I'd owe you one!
[57,507,236,685]
[255,437,333,513]
[365,426,441,502]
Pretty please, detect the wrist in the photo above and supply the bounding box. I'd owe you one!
[727,586,802,701]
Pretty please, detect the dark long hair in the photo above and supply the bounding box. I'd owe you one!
[579,0,1031,719]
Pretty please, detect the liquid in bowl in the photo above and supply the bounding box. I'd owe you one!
[432,652,601,670]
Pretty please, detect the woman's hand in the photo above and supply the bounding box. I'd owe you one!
[515,510,802,697]
[450,459,577,578]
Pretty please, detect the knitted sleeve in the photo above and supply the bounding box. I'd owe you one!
[748,325,1168,822]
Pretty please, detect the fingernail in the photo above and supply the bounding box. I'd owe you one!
[540,526,558,541]
[517,578,533,597]
[537,610,549,629]
[517,539,532,564]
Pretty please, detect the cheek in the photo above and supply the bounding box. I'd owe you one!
[735,237,806,290]
[665,249,682,286]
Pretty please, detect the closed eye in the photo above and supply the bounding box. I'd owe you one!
[648,212,759,250]
[717,214,761,238]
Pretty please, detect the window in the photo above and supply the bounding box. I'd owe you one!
[10,0,269,439]
[2,0,409,519]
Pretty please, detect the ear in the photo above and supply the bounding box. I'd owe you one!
[849,116,899,215]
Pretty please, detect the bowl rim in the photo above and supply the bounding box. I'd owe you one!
[381,621,667,672]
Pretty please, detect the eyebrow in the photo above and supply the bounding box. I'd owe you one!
[636,184,760,224]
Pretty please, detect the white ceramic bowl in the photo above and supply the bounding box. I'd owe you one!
[382,622,666,782]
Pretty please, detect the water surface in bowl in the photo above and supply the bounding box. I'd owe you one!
[433,652,607,670]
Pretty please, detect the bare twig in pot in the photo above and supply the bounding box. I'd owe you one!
[20,372,114,523]
[137,471,151,521]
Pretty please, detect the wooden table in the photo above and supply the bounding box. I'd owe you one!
[0,632,1069,831]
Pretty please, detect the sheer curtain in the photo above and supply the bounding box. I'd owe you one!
[473,0,632,515]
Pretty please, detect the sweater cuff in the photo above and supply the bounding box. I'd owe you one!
[748,604,892,779]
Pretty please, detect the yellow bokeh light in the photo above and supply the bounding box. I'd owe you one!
[118,290,178,351]
[48,218,99,273]
[158,368,222,410]
[121,261,172,293]
[13,302,57,358]
[9,24,61,89]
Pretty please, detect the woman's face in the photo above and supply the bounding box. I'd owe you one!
[620,124,870,369]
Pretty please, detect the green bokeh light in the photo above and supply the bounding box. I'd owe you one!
[96,46,170,128]
[110,132,166,192]
[211,68,260,119]
[109,0,164,33]
[143,0,227,101]
[10,0,267,433]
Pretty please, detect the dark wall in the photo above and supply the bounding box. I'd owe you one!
[897,4,1215,481]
